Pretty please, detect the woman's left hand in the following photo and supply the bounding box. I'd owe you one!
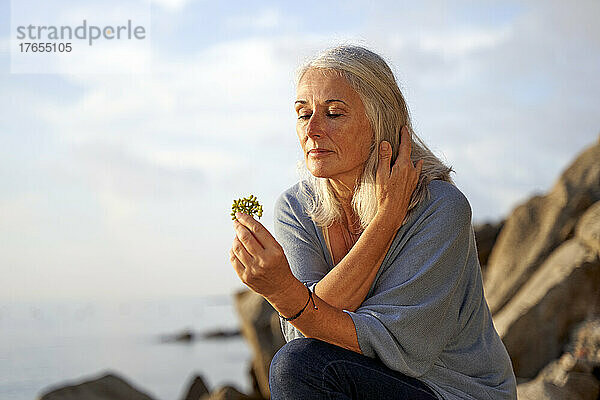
[229,212,296,300]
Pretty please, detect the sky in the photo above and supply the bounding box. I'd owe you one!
[1,0,599,302]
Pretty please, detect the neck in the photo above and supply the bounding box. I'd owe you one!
[326,164,364,210]
[328,178,362,234]
[329,178,354,208]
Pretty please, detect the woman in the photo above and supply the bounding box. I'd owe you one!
[229,45,517,400]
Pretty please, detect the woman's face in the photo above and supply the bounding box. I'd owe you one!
[295,69,374,188]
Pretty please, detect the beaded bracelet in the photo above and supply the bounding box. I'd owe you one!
[278,282,318,321]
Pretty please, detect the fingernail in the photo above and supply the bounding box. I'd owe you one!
[235,212,242,219]
[380,141,389,151]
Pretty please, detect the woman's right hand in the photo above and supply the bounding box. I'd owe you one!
[375,126,424,229]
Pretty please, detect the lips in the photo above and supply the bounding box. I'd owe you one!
[308,149,332,155]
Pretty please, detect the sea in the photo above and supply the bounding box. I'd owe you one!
[0,294,253,400]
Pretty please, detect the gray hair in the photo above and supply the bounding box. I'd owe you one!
[295,44,455,229]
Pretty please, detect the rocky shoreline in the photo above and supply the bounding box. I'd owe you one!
[39,135,600,400]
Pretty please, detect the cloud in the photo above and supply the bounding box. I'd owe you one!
[151,0,192,12]
[225,8,290,31]
[0,36,8,53]
[41,37,297,139]
[418,27,511,58]
[67,141,206,200]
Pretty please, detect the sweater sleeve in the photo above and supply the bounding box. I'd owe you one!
[343,187,474,378]
[272,188,332,341]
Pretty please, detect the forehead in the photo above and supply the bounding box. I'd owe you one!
[296,69,360,103]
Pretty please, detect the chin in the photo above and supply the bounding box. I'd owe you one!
[305,163,333,179]
[307,168,330,178]
[309,172,331,179]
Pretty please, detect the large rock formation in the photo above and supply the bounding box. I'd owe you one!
[576,200,600,255]
[493,229,600,377]
[492,161,600,380]
[198,385,262,400]
[486,136,600,400]
[181,375,210,400]
[233,289,285,400]
[473,219,505,273]
[484,136,600,314]
[39,372,156,400]
[39,371,263,400]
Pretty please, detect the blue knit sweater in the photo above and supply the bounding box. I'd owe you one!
[273,179,517,400]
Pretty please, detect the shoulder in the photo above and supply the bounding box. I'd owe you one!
[274,180,313,216]
[273,181,320,243]
[421,179,472,227]
[275,181,303,204]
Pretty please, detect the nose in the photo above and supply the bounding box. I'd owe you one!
[305,113,323,139]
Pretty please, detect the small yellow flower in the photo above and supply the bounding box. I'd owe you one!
[231,195,263,220]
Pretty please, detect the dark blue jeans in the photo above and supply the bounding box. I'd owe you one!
[269,338,440,399]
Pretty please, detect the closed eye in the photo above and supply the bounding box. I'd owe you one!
[297,113,343,120]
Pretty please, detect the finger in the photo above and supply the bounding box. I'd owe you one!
[235,212,275,250]
[229,249,246,280]
[233,219,264,255]
[398,125,413,162]
[376,140,392,184]
[232,236,254,267]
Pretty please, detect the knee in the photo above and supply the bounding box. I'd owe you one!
[269,338,324,383]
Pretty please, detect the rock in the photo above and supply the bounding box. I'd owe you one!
[199,385,261,400]
[159,328,196,343]
[39,371,156,400]
[160,327,242,343]
[233,289,285,400]
[567,319,600,364]
[473,219,504,272]
[181,374,210,400]
[517,353,600,400]
[494,237,600,378]
[576,200,600,255]
[484,139,600,314]
[200,328,241,339]
[174,330,195,342]
[247,363,262,399]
